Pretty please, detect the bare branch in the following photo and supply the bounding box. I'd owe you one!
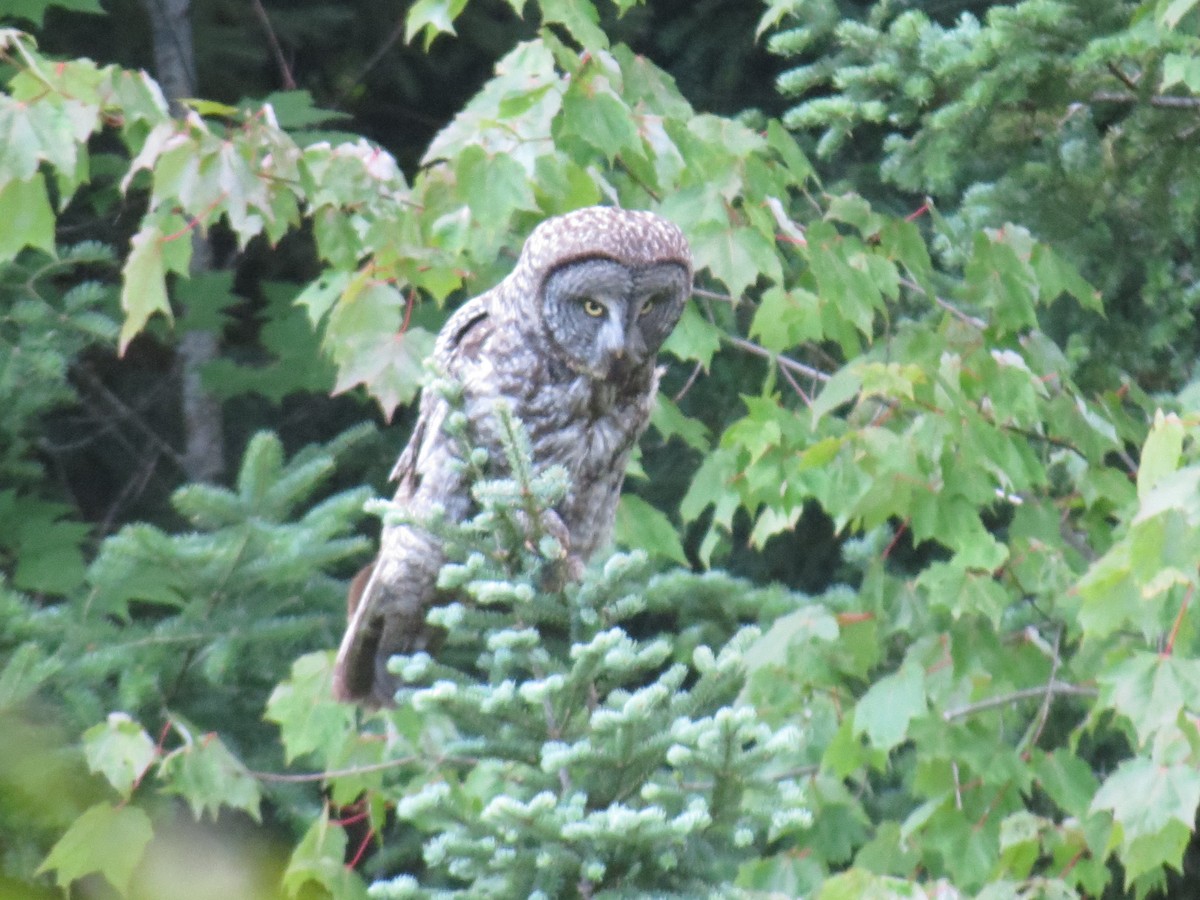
[942,681,1096,723]
[1020,626,1064,752]
[724,334,832,383]
[693,287,738,304]
[1092,91,1200,110]
[897,276,987,329]
[334,14,408,108]
[672,361,705,404]
[1105,61,1141,93]
[250,0,296,90]
[248,753,478,783]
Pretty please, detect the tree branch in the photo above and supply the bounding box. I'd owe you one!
[334,13,408,109]
[942,681,1096,723]
[724,334,831,383]
[1091,91,1200,110]
[1019,626,1064,752]
[249,0,296,89]
[247,753,478,783]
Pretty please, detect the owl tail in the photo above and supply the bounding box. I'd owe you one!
[331,562,400,707]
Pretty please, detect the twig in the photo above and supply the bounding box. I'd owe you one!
[776,360,812,406]
[897,276,987,329]
[693,287,738,304]
[247,753,477,783]
[724,334,831,383]
[334,14,408,109]
[1106,61,1140,93]
[672,361,705,404]
[1092,91,1200,110]
[1020,626,1064,752]
[942,681,1096,722]
[74,364,189,472]
[100,448,161,537]
[250,0,296,89]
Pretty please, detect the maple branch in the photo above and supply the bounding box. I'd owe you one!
[248,753,478,783]
[1020,626,1064,752]
[897,276,987,329]
[724,334,831,383]
[942,681,1096,722]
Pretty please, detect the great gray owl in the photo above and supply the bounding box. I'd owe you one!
[332,206,693,706]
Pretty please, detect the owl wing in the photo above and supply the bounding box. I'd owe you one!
[332,296,496,706]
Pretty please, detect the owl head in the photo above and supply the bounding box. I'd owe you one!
[506,207,693,382]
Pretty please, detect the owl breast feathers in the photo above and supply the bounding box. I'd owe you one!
[333,206,693,706]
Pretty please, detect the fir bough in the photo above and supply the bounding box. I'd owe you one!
[367,383,812,898]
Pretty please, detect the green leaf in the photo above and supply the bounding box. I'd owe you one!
[1137,410,1185,499]
[1159,0,1200,29]
[0,490,89,595]
[1030,242,1102,313]
[1092,756,1200,845]
[662,302,722,370]
[266,652,357,765]
[817,869,929,899]
[766,119,814,183]
[556,80,640,163]
[614,494,687,565]
[690,222,782,300]
[750,286,822,353]
[38,802,153,895]
[0,92,79,181]
[159,732,262,822]
[82,713,157,799]
[119,226,173,353]
[3,0,103,26]
[1099,652,1200,747]
[1031,749,1100,820]
[539,0,609,50]
[455,146,538,226]
[853,662,926,751]
[296,270,352,325]
[283,810,369,899]
[811,365,861,423]
[254,90,352,129]
[174,270,237,333]
[406,0,469,47]
[964,228,1039,333]
[330,326,436,420]
[0,174,55,259]
[743,605,839,676]
[650,395,710,452]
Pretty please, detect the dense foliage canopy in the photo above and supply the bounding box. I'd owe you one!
[4,0,1200,897]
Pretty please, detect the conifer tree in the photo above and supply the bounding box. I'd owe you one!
[356,381,814,897]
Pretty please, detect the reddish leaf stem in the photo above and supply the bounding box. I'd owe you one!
[345,827,375,870]
[905,201,930,222]
[162,196,227,242]
[882,518,909,560]
[1163,584,1193,657]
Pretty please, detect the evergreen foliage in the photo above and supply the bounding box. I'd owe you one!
[345,390,811,897]
[769,0,1200,388]
[0,427,371,885]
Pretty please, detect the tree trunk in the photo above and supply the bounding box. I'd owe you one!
[143,0,226,482]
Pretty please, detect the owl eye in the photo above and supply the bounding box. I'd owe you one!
[639,291,670,317]
[581,298,606,318]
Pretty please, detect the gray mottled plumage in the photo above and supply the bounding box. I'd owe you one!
[332,207,693,706]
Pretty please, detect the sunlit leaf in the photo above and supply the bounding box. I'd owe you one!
[38,802,153,895]
[82,713,157,799]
